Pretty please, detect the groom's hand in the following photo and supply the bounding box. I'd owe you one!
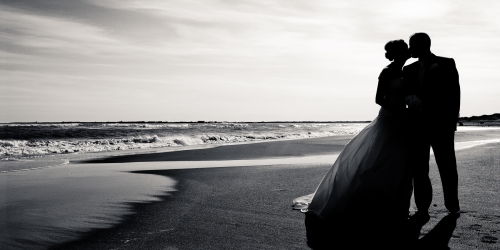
[405,95,423,112]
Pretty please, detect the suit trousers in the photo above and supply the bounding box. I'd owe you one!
[409,128,460,213]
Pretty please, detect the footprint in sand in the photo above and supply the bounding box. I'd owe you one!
[480,235,498,244]
[469,224,482,231]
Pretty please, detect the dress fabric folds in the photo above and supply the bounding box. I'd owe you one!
[293,107,410,220]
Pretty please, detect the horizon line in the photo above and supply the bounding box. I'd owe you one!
[1,113,498,124]
[0,120,373,124]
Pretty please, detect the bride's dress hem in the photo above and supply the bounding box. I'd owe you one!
[292,106,411,221]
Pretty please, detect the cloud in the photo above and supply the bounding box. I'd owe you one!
[0,7,121,55]
[376,0,453,20]
[0,0,499,121]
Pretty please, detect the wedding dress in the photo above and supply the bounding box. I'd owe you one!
[293,62,412,222]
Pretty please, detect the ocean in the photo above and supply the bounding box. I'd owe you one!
[0,122,367,160]
[1,124,499,249]
[0,122,368,249]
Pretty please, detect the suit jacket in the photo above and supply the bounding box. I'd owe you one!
[403,54,461,131]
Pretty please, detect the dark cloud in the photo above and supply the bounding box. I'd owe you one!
[0,0,177,43]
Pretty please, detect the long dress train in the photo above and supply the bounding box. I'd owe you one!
[292,65,413,248]
[293,107,410,219]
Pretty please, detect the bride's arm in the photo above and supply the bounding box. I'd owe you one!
[376,68,403,114]
[375,76,388,107]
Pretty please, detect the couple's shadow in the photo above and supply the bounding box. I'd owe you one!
[305,213,458,249]
[407,213,459,250]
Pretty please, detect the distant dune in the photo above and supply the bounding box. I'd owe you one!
[458,113,500,126]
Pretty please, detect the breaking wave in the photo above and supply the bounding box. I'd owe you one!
[0,123,367,158]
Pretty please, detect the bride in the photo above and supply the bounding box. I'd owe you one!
[293,39,413,249]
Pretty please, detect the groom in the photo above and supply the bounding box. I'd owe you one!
[403,33,461,221]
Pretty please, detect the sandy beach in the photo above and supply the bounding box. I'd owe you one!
[4,0,500,248]
[1,128,500,249]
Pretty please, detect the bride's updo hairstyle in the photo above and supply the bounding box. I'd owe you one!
[384,39,407,61]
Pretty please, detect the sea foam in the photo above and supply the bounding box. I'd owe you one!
[0,123,366,158]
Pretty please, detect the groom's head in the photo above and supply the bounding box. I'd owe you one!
[409,33,431,59]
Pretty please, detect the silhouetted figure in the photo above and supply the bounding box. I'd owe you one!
[403,33,461,223]
[293,40,413,249]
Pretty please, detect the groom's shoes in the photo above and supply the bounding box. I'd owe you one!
[409,210,430,226]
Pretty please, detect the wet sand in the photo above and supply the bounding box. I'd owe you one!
[79,135,352,164]
[50,134,500,249]
[2,136,349,250]
[413,141,500,250]
[1,128,500,249]
[51,163,326,250]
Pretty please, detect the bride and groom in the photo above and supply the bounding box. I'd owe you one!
[293,32,461,249]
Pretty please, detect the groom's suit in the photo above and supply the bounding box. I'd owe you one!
[403,53,461,213]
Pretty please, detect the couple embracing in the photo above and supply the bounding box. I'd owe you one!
[293,32,461,249]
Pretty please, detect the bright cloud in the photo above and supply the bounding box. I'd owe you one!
[1,0,499,122]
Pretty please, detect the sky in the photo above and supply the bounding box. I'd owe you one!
[1,0,499,122]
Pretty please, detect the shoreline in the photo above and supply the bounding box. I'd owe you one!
[0,135,355,172]
[3,126,500,172]
[0,122,367,160]
[2,129,500,249]
[50,141,500,249]
[1,135,352,249]
[2,125,498,159]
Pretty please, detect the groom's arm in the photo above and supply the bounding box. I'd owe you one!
[445,59,461,129]
[433,58,460,130]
